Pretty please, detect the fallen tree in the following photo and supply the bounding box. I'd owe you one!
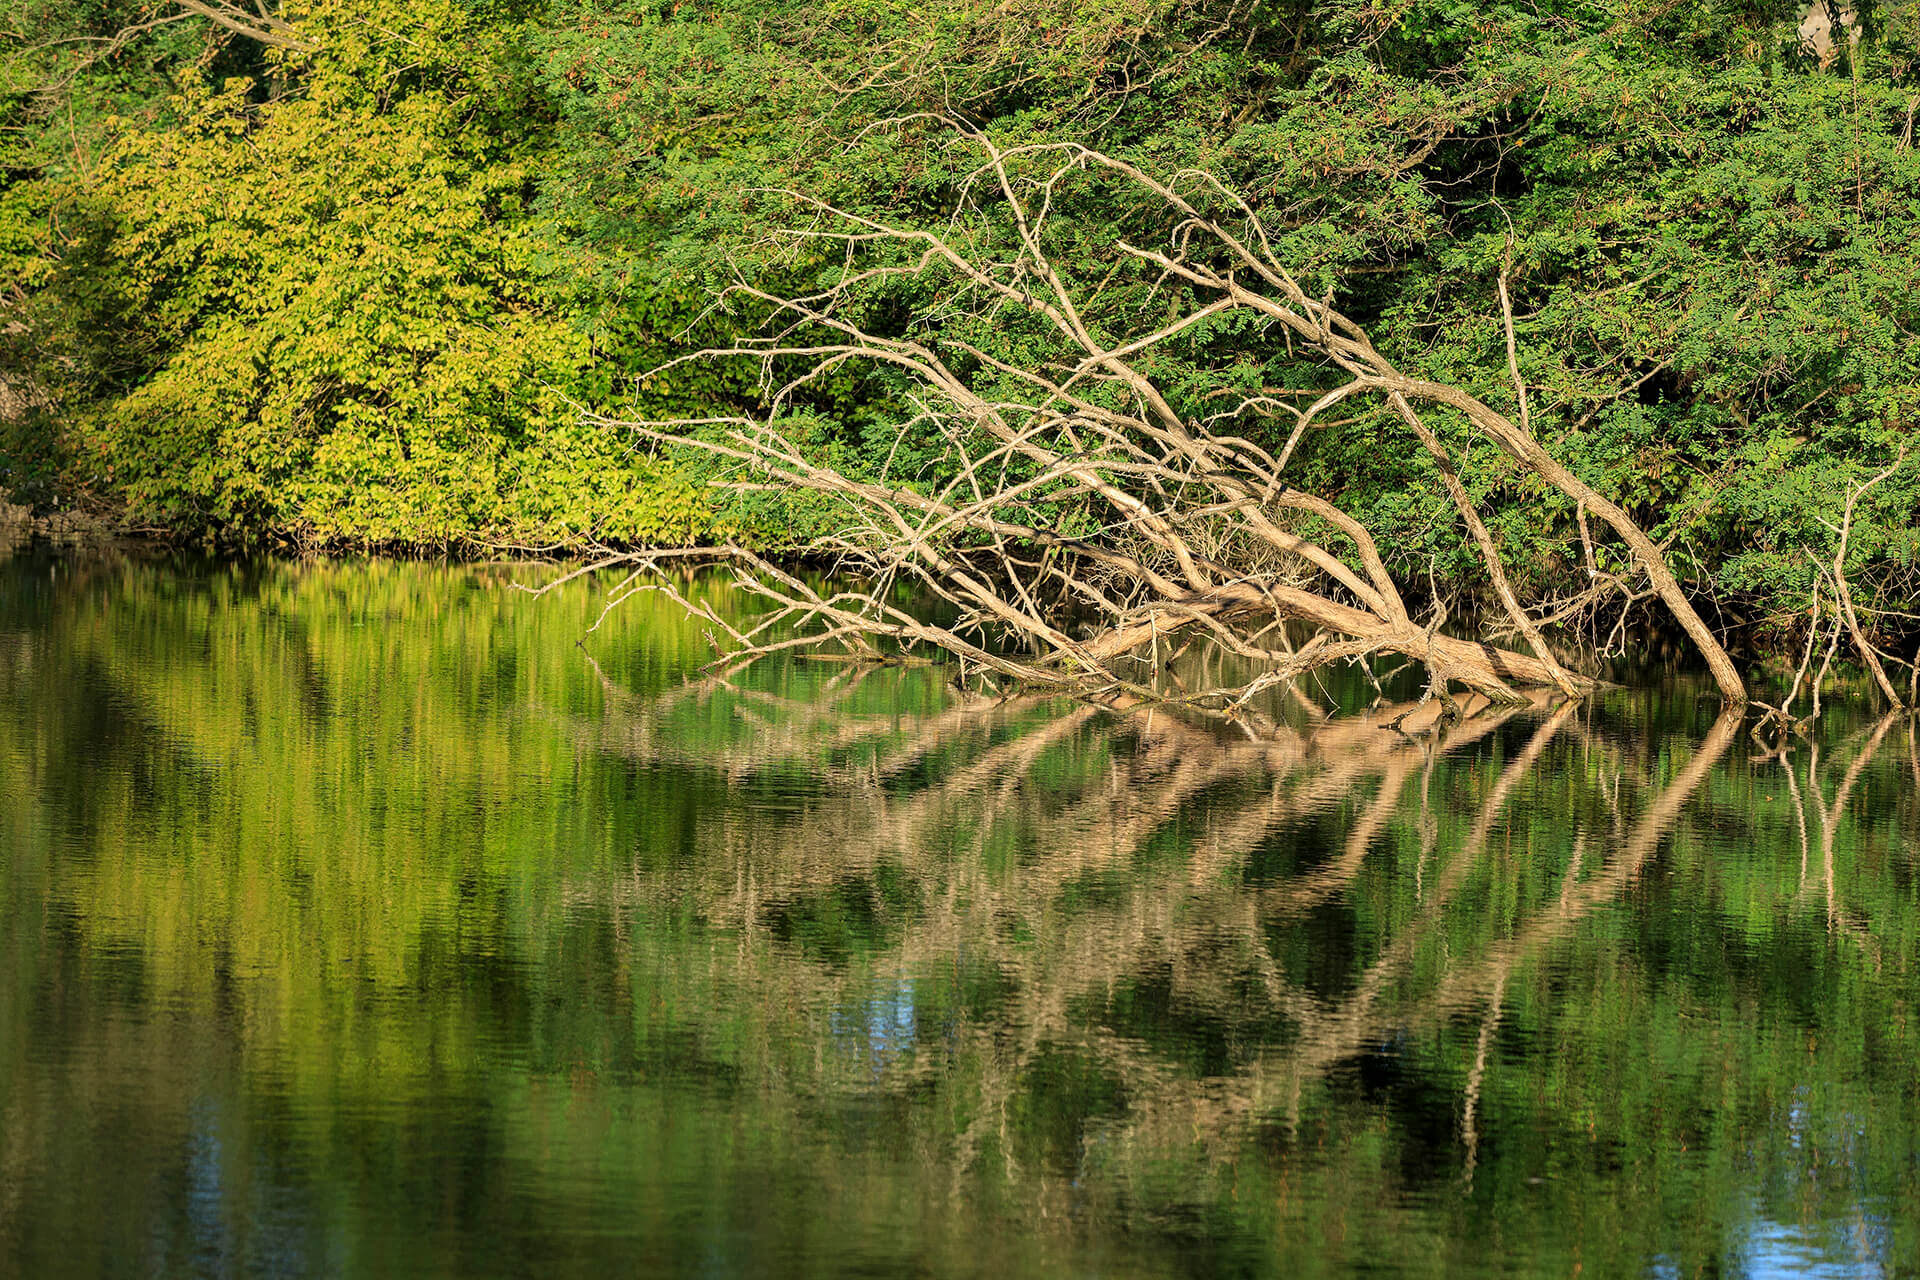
[603,118,1749,716]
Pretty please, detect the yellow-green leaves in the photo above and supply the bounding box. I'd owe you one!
[63,0,724,547]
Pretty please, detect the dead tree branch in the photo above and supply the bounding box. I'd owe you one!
[605,119,1748,714]
[1827,451,1910,712]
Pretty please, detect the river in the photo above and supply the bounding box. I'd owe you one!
[2,550,1915,1276]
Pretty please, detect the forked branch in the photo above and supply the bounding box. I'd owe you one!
[606,118,1748,715]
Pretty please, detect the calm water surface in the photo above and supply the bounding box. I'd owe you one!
[3,550,1918,1277]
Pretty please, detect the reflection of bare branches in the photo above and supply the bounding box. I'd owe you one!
[1202,701,1603,1125]
[565,676,1879,1204]
[1786,760,1811,888]
[1460,970,1508,1191]
[1393,710,1742,1035]
[1792,715,1899,955]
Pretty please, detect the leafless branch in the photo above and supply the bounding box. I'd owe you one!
[599,120,1754,720]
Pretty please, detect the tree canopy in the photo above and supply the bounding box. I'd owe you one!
[2,0,1916,659]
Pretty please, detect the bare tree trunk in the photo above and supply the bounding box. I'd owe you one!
[610,118,1748,715]
[1830,454,1909,711]
[169,0,314,51]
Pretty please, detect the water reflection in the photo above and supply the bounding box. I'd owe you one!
[2,550,1918,1277]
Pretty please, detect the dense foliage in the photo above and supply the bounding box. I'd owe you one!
[2,0,1916,647]
[2,0,715,544]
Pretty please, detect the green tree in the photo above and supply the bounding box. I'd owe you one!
[91,0,587,542]
[535,0,1920,645]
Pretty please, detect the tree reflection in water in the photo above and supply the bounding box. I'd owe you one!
[2,555,1917,1277]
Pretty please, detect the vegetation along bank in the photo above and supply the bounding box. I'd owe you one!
[4,0,1918,696]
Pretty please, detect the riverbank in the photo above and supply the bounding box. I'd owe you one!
[2,530,1902,723]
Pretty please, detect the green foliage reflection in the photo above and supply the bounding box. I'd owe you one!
[3,554,1919,1276]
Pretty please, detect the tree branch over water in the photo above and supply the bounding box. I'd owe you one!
[607,118,1747,716]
